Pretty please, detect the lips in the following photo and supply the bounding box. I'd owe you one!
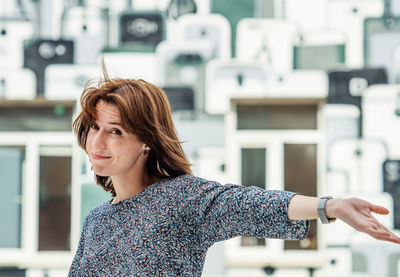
[91,153,111,160]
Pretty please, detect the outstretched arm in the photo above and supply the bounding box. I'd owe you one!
[288,195,400,244]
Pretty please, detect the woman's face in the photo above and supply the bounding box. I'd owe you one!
[86,100,146,178]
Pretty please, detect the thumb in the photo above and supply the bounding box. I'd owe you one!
[369,204,390,215]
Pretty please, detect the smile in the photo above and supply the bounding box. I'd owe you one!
[92,154,111,160]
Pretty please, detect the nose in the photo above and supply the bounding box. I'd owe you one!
[91,129,107,150]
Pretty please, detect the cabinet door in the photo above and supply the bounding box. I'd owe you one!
[284,144,317,250]
[211,0,278,56]
[38,147,71,251]
[241,147,267,247]
[0,147,23,248]
[364,16,400,83]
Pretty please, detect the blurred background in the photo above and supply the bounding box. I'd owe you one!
[1,0,400,276]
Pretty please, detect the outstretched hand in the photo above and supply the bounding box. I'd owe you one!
[328,198,400,244]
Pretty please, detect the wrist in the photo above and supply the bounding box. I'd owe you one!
[325,198,340,219]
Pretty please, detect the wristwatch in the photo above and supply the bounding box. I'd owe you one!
[318,196,337,224]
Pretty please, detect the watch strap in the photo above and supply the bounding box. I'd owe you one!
[318,196,336,224]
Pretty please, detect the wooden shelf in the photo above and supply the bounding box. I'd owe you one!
[0,99,75,108]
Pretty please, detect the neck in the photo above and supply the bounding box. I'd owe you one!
[111,170,156,204]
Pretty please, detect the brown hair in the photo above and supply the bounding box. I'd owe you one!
[73,63,192,195]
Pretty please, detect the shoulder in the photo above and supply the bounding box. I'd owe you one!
[161,174,221,192]
[173,174,216,185]
[146,174,220,198]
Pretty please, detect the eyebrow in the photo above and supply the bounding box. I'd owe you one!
[108,122,122,126]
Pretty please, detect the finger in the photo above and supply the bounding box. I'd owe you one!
[365,226,400,244]
[367,220,393,234]
[374,233,400,244]
[368,204,389,215]
[366,228,396,242]
[373,220,400,240]
[379,227,400,244]
[365,227,390,237]
[390,235,400,244]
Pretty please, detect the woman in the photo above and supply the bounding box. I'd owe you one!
[68,66,400,276]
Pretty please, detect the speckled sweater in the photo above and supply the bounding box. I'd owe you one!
[68,174,309,276]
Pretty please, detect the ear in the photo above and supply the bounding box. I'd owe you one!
[143,145,150,151]
[142,145,151,156]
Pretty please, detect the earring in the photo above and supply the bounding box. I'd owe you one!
[143,145,151,155]
[144,146,151,155]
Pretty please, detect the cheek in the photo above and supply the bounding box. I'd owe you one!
[120,143,143,161]
[85,132,94,152]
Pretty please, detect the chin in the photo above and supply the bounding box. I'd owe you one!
[95,173,110,177]
[92,167,110,177]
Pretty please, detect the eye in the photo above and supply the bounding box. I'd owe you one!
[111,129,122,135]
[90,124,99,130]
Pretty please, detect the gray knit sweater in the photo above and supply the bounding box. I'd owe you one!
[68,174,309,276]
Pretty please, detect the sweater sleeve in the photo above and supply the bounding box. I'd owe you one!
[181,178,310,248]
